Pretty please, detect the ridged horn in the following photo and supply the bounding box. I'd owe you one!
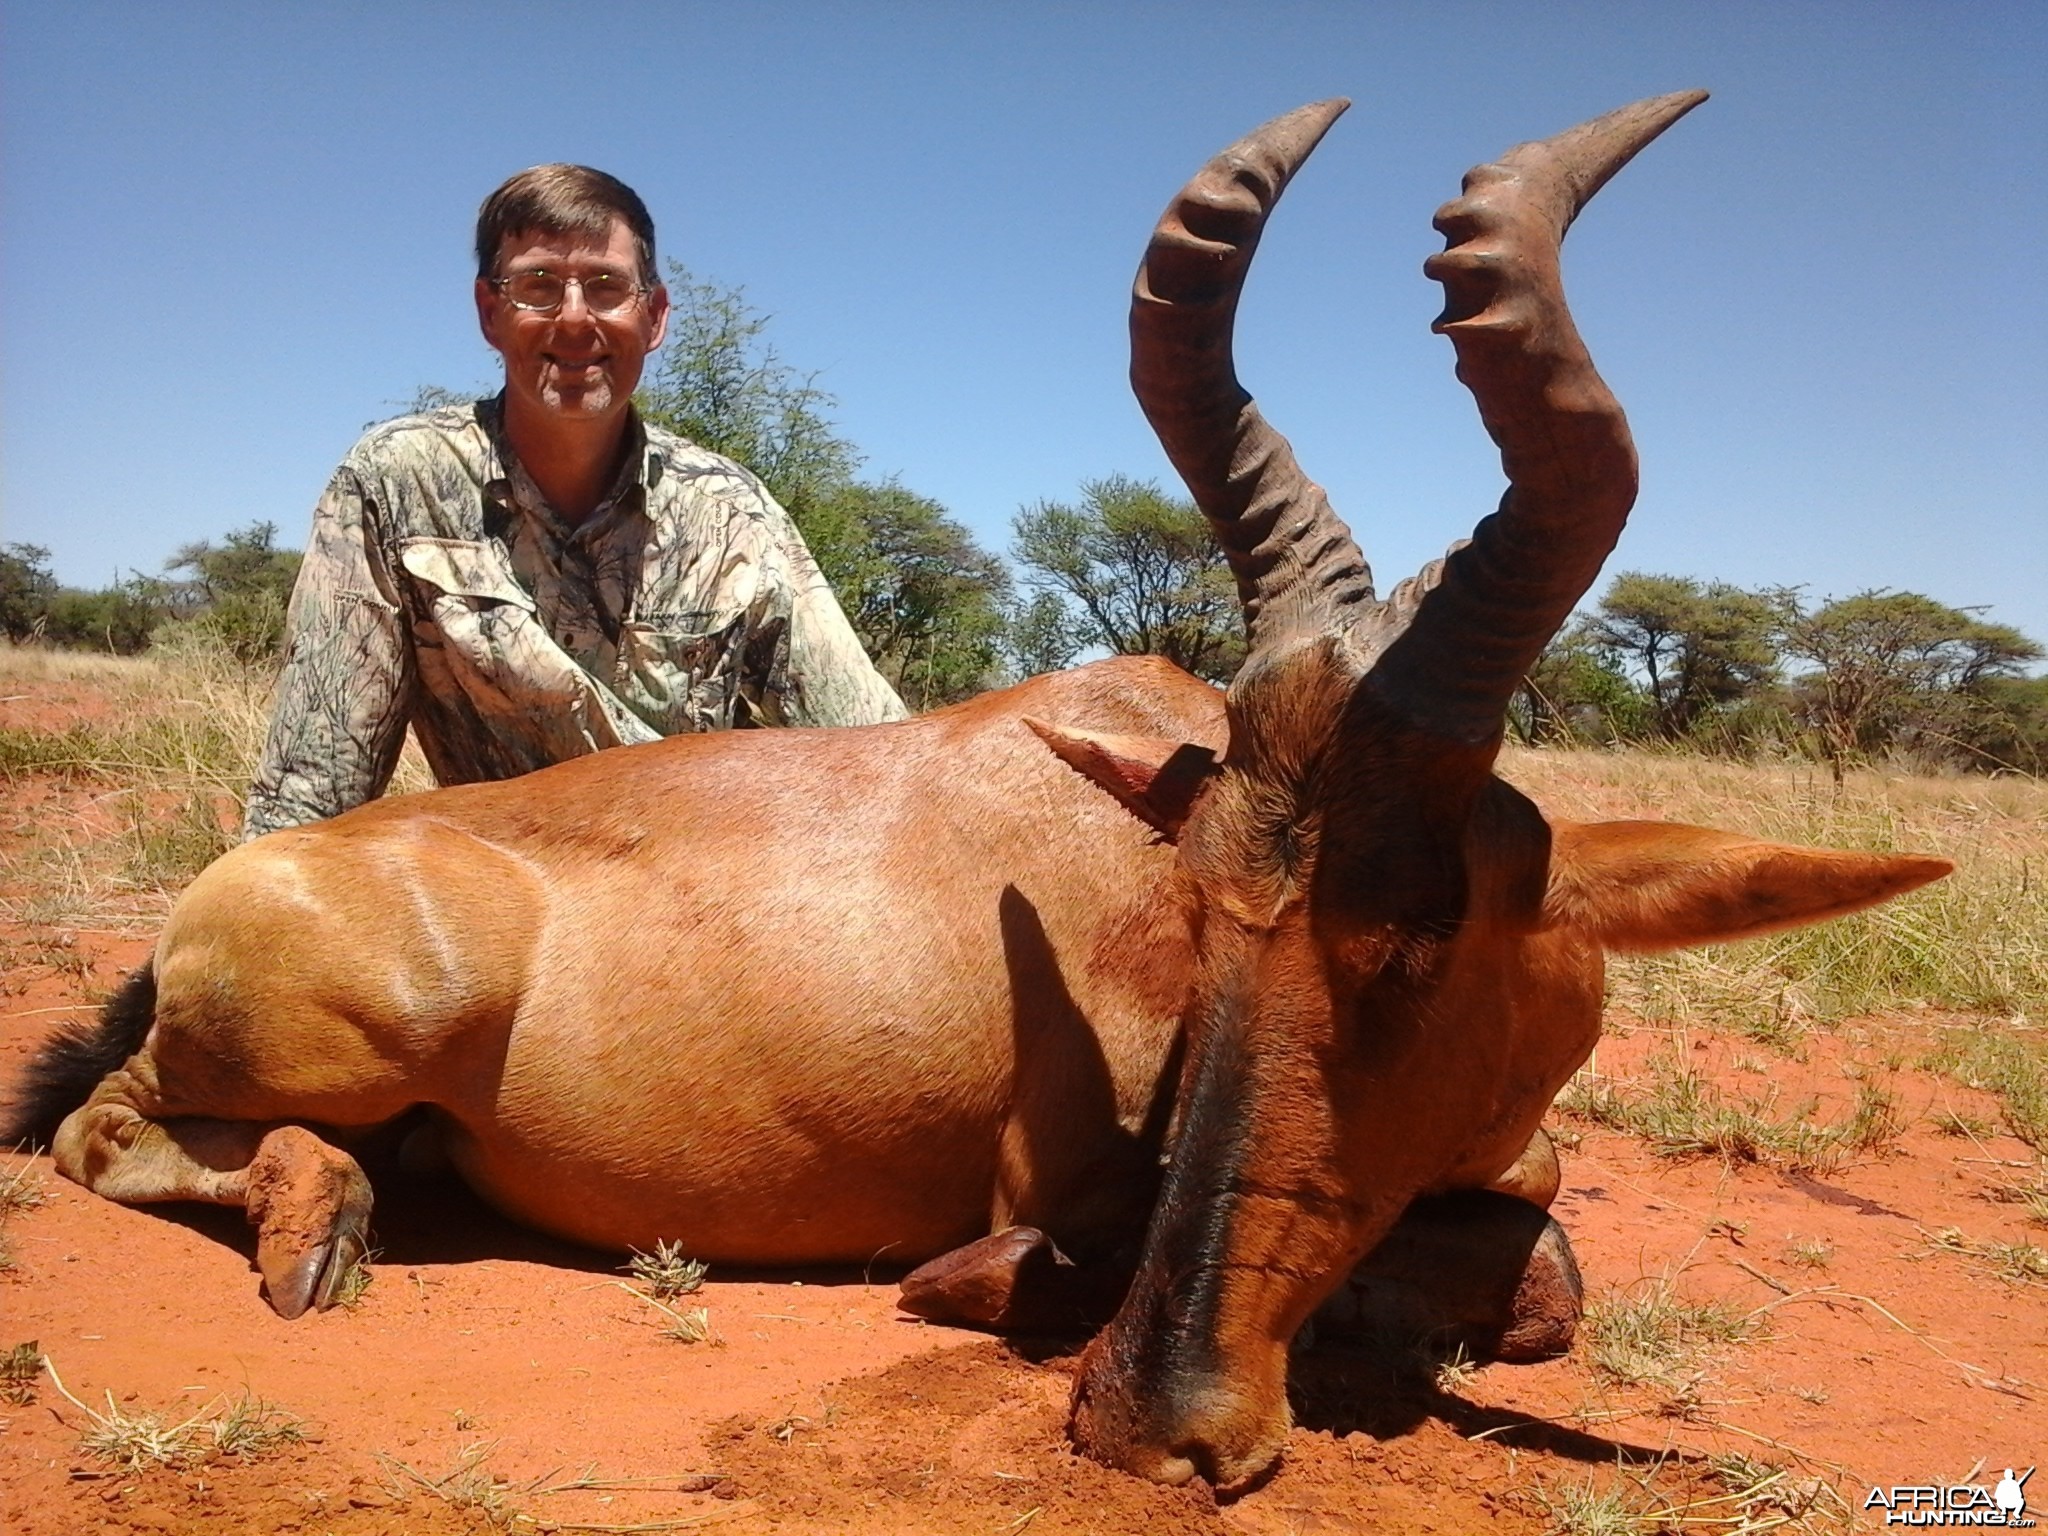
[1368,90,1708,741]
[1130,99,1375,659]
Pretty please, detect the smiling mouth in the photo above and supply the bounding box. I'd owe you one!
[545,355,609,372]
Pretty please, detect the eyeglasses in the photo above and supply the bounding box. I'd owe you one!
[489,269,646,316]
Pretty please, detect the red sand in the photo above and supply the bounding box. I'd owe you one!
[2,682,2043,1533]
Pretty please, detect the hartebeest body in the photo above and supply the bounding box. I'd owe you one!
[5,93,1946,1491]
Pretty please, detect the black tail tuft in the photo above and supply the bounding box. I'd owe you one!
[1,966,156,1150]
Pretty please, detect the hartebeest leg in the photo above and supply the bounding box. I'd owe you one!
[1487,1126,1562,1210]
[898,1227,1134,1333]
[1307,1127,1580,1362]
[1314,1190,1583,1363]
[54,1079,373,1319]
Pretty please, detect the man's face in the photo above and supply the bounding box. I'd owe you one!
[475,217,670,425]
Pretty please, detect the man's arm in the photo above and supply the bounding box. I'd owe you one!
[726,479,908,729]
[242,467,417,839]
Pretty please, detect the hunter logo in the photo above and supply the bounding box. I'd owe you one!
[1863,1468,2033,1527]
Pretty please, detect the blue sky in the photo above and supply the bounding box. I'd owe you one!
[4,2,2044,646]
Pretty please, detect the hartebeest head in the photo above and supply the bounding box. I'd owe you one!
[1039,95,1951,1488]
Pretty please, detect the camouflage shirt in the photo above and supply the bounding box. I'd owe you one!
[243,396,906,839]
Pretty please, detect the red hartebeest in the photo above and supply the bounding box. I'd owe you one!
[1051,92,1949,1487]
[3,92,1946,1492]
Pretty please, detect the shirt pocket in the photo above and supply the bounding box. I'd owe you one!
[396,538,537,611]
[618,609,750,730]
[396,536,561,693]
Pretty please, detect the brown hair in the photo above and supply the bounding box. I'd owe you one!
[475,164,657,285]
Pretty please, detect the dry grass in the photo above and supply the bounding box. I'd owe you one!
[1502,745,2048,1031]
[377,1440,731,1531]
[1524,1452,1845,1536]
[2,1341,42,1406]
[42,1355,307,1472]
[615,1280,721,1345]
[1925,1226,2048,1287]
[0,640,431,923]
[1558,1049,1905,1173]
[380,1438,517,1527]
[1925,1025,2048,1151]
[1582,1267,1758,1399]
[0,1162,49,1274]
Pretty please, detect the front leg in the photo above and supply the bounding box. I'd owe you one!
[898,1227,1133,1334]
[1313,1189,1583,1362]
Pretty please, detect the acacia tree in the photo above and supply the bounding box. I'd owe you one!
[1002,592,1084,681]
[1513,623,1646,745]
[1011,475,1241,684]
[1784,590,2044,776]
[156,520,305,663]
[636,263,859,524]
[1584,572,1787,740]
[805,481,1011,708]
[1,543,58,642]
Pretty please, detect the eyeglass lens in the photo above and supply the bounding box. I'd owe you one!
[499,271,639,315]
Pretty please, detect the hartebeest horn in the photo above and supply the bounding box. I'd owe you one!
[1130,99,1375,657]
[1368,90,1709,741]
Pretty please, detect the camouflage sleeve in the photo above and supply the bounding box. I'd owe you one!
[241,466,416,839]
[741,485,909,728]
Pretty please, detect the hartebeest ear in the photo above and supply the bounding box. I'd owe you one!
[1023,718,1222,842]
[1544,820,1953,953]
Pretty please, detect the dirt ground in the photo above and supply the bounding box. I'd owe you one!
[3,681,2044,1534]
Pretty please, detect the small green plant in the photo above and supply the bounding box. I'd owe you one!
[1927,1227,2048,1286]
[1559,1054,1903,1173]
[624,1240,708,1300]
[1583,1270,1757,1394]
[0,722,112,782]
[328,1246,377,1309]
[24,931,95,981]
[1929,1106,1998,1139]
[1783,1236,1834,1270]
[2,1341,41,1406]
[1929,1028,2048,1151]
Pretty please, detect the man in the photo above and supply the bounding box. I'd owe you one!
[243,164,906,840]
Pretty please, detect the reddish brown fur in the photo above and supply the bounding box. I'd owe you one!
[41,660,1217,1273]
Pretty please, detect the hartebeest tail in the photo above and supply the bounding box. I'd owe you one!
[2,968,156,1149]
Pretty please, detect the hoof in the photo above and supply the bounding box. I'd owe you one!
[245,1125,374,1319]
[900,1227,1127,1333]
[1316,1190,1584,1364]
[1493,1216,1583,1362]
